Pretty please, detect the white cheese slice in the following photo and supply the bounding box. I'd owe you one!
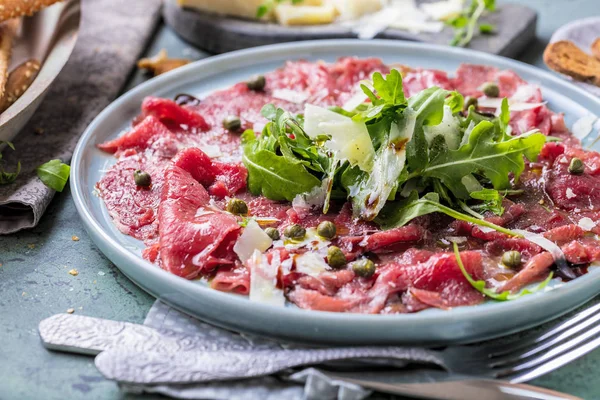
[304,104,375,172]
[248,250,285,306]
[330,0,383,20]
[271,89,309,104]
[420,0,464,20]
[234,219,273,263]
[274,4,337,25]
[572,114,598,140]
[294,251,330,276]
[578,217,596,231]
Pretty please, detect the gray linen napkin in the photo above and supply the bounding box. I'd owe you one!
[118,300,371,400]
[0,0,162,234]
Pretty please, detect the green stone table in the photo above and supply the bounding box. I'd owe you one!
[1,1,599,398]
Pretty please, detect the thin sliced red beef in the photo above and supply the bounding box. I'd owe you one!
[95,153,165,241]
[562,239,600,264]
[157,165,240,279]
[142,97,210,131]
[338,224,424,254]
[172,147,247,198]
[546,161,600,211]
[499,252,554,293]
[402,69,453,97]
[98,116,172,154]
[211,266,250,294]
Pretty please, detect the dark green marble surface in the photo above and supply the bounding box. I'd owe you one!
[2,1,600,398]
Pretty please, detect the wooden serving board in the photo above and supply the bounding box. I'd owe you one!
[163,0,537,57]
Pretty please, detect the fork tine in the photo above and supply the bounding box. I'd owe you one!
[481,301,600,358]
[507,334,600,383]
[493,322,600,379]
[488,309,600,367]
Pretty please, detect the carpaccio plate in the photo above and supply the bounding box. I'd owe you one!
[72,40,600,345]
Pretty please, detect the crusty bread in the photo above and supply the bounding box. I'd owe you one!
[592,38,600,62]
[0,19,20,100]
[0,59,40,112]
[0,0,63,23]
[544,40,600,87]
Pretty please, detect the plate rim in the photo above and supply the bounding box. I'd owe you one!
[71,39,600,344]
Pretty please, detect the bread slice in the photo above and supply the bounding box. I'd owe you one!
[0,19,20,100]
[0,0,63,23]
[543,40,600,87]
[592,38,600,62]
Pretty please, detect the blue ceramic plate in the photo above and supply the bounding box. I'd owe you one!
[71,40,600,345]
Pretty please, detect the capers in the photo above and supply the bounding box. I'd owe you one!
[568,158,585,175]
[482,82,500,97]
[264,227,280,241]
[501,251,522,268]
[226,198,248,216]
[284,224,306,240]
[351,258,376,278]
[133,169,151,187]
[465,96,478,110]
[327,246,347,269]
[316,221,337,239]
[223,115,242,132]
[246,75,266,91]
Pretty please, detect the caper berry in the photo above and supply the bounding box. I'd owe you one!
[264,227,280,241]
[223,115,242,132]
[351,258,376,278]
[482,82,500,97]
[501,251,522,268]
[246,74,266,91]
[465,96,478,110]
[284,224,306,240]
[133,169,151,187]
[226,198,248,216]
[568,158,585,175]
[316,221,337,239]
[327,246,347,269]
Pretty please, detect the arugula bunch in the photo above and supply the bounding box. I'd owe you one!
[447,0,496,47]
[241,68,546,235]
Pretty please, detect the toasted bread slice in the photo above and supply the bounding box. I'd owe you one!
[0,0,63,23]
[0,19,20,99]
[592,38,600,61]
[544,40,600,87]
[0,59,40,113]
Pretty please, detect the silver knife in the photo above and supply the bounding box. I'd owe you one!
[39,314,581,400]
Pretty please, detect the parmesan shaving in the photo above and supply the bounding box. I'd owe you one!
[248,250,285,306]
[233,219,273,263]
[271,89,309,104]
[295,251,330,276]
[513,229,566,264]
[572,114,598,140]
[578,217,596,231]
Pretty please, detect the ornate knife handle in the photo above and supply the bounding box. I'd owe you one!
[95,346,446,384]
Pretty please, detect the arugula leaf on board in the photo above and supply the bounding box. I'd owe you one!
[418,121,546,199]
[36,159,70,192]
[453,242,554,301]
[0,141,21,184]
[256,0,303,18]
[375,191,520,237]
[448,0,496,47]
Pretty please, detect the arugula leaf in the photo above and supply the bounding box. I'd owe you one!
[242,131,321,201]
[36,159,70,192]
[420,121,546,198]
[445,91,465,114]
[470,188,504,216]
[453,242,554,301]
[0,141,20,184]
[448,0,496,47]
[372,69,405,105]
[375,191,520,237]
[405,87,449,172]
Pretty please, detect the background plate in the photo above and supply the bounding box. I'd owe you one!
[164,0,536,57]
[72,40,600,345]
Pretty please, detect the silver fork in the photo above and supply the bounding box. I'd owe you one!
[91,301,600,385]
[441,300,600,383]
